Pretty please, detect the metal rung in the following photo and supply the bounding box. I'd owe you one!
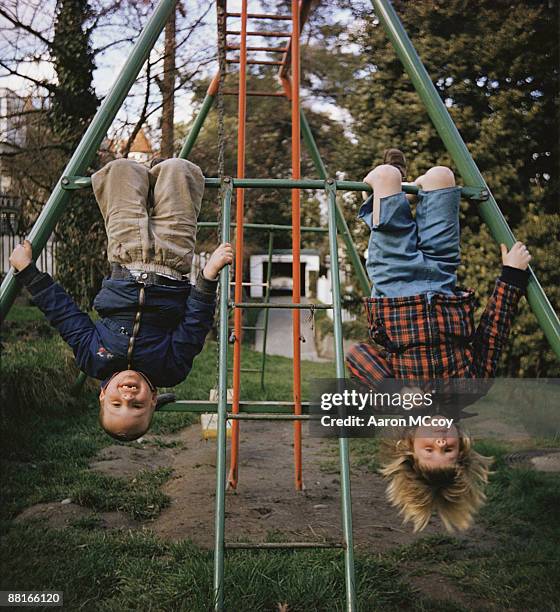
[233,302,333,310]
[222,90,286,97]
[158,400,311,414]
[240,282,268,287]
[226,30,291,37]
[226,12,292,20]
[225,542,345,550]
[226,45,289,52]
[227,413,312,421]
[227,59,283,66]
[197,221,328,233]
[239,325,265,330]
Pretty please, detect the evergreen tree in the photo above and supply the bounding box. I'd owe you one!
[50,0,98,147]
[49,0,104,308]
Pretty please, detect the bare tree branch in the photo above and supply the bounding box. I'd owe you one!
[122,58,152,157]
[0,7,52,47]
[0,60,56,92]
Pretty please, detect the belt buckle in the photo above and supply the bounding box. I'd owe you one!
[137,271,154,286]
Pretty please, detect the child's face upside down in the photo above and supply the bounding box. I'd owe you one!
[99,370,157,440]
[412,424,459,469]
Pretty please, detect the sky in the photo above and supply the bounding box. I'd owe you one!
[2,1,219,128]
[0,0,358,141]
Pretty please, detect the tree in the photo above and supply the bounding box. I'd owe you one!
[50,0,98,147]
[301,0,559,375]
[158,5,176,158]
[46,0,105,307]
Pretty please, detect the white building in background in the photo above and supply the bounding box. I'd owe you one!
[0,89,59,278]
[249,248,355,322]
[249,249,320,299]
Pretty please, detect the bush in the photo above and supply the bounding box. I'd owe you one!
[459,212,560,376]
[0,336,85,419]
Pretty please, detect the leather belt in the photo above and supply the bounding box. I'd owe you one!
[110,264,188,287]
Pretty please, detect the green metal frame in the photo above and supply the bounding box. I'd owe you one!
[260,231,274,389]
[206,178,357,612]
[70,371,88,396]
[179,90,217,159]
[325,179,357,609]
[300,110,372,295]
[57,174,487,198]
[198,221,328,233]
[160,400,312,413]
[228,227,274,391]
[214,178,233,611]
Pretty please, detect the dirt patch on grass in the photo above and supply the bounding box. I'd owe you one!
[141,421,493,554]
[407,570,488,610]
[505,448,560,472]
[531,452,560,472]
[89,443,178,479]
[14,502,139,530]
[14,420,498,557]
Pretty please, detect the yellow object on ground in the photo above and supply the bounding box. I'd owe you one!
[202,389,233,439]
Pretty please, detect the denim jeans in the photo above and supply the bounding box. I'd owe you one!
[359,186,461,298]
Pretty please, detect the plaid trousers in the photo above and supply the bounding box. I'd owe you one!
[346,279,524,383]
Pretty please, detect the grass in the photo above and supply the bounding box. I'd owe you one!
[3,302,45,322]
[1,306,560,610]
[1,525,425,611]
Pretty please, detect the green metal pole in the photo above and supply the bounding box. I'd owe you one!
[260,231,274,389]
[214,178,233,612]
[371,0,560,360]
[0,0,177,322]
[325,180,356,612]
[59,174,486,198]
[233,302,332,310]
[300,110,371,295]
[178,90,216,159]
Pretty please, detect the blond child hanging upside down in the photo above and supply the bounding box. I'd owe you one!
[345,149,531,532]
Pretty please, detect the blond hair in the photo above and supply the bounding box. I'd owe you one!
[379,428,492,532]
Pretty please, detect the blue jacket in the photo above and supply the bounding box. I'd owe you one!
[16,264,217,387]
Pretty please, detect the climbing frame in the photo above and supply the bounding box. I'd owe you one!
[1,2,559,612]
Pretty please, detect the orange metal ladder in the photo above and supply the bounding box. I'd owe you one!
[225,0,314,492]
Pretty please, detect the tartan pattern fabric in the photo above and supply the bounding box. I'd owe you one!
[346,279,524,383]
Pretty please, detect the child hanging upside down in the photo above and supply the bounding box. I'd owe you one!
[10,158,233,442]
[345,149,531,532]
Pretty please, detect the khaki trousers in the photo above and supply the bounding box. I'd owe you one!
[92,158,205,280]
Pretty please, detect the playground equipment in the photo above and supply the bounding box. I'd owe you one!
[1,0,559,610]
